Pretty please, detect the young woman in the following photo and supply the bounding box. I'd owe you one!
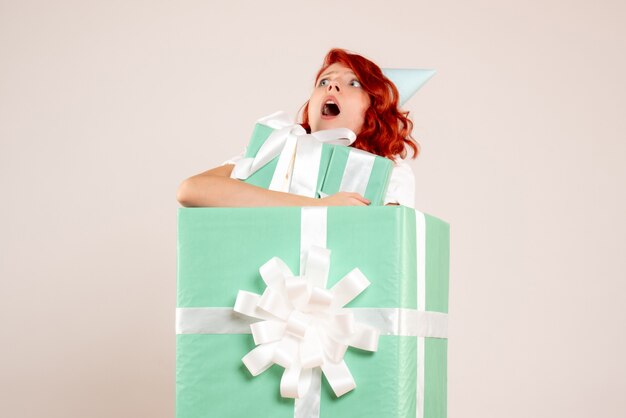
[177,48,419,208]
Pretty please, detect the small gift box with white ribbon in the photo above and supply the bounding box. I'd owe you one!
[231,111,393,205]
[176,206,449,418]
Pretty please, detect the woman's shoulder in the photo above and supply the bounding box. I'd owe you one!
[390,155,414,175]
[384,155,415,208]
[221,152,245,166]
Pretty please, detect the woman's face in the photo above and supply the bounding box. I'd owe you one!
[307,63,371,134]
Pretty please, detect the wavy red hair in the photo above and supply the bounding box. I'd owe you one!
[300,48,419,160]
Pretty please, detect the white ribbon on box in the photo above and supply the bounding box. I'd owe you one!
[233,247,379,399]
[176,207,448,418]
[231,111,357,198]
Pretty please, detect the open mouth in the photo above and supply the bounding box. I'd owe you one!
[321,100,341,117]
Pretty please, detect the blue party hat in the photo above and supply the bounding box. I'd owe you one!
[381,68,436,106]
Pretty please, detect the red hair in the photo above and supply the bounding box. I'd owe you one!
[300,48,419,160]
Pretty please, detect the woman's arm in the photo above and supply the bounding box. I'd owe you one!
[176,164,370,207]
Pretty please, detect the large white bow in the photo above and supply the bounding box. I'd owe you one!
[233,245,379,399]
[231,111,357,197]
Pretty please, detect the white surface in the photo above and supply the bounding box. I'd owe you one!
[1,1,625,417]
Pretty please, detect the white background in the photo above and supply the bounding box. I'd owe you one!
[1,1,625,417]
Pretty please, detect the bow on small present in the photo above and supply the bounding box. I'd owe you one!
[233,245,379,399]
[231,111,357,198]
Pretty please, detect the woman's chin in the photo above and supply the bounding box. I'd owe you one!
[314,117,342,131]
[310,115,360,134]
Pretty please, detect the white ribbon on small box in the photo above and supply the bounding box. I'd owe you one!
[231,111,357,198]
[176,207,448,418]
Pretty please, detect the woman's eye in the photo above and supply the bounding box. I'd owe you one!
[350,79,362,88]
[318,79,329,87]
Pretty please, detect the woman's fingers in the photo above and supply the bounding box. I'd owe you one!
[352,193,370,205]
[342,192,370,205]
[320,192,370,206]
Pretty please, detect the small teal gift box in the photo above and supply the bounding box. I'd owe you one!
[176,206,449,417]
[231,112,393,205]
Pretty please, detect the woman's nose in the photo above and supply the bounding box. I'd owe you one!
[327,82,340,92]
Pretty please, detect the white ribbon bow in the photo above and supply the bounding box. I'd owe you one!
[231,111,357,197]
[233,245,379,399]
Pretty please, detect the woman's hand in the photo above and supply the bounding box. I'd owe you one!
[317,192,370,206]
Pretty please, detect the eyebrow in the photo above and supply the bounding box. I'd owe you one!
[318,70,357,80]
